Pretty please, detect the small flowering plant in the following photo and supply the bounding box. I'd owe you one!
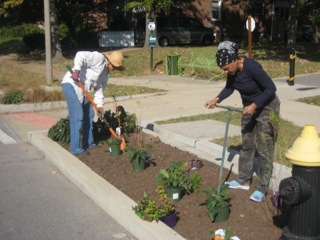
[132,188,175,222]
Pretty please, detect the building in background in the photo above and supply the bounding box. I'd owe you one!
[109,0,291,46]
[209,0,290,44]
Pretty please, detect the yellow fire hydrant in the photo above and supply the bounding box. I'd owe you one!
[279,125,320,240]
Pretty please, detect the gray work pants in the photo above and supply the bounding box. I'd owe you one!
[236,96,281,193]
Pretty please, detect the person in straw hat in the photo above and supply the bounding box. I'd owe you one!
[61,51,124,155]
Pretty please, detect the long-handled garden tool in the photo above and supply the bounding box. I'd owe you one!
[215,104,242,194]
[66,65,126,150]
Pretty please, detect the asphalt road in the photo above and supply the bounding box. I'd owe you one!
[275,73,320,87]
[0,116,136,240]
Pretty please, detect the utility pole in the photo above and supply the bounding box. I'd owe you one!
[44,0,53,83]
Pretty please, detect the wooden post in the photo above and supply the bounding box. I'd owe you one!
[248,16,252,58]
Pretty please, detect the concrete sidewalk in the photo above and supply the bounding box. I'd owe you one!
[0,73,319,240]
[2,73,319,134]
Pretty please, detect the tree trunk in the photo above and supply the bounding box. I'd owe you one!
[311,14,320,43]
[50,0,63,61]
[314,25,319,43]
[143,12,152,49]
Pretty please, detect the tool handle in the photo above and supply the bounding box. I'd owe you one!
[216,104,243,112]
[66,65,99,111]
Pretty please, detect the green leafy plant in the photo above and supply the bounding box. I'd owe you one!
[156,161,203,194]
[124,145,149,163]
[102,106,137,134]
[107,136,122,145]
[199,184,231,222]
[132,190,175,222]
[123,112,137,133]
[93,106,137,143]
[47,117,70,144]
[97,140,107,146]
[155,186,176,213]
[115,106,137,134]
[1,90,24,104]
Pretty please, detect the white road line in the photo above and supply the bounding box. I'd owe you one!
[0,129,17,144]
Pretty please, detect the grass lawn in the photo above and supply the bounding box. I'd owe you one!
[1,39,319,104]
[156,111,302,166]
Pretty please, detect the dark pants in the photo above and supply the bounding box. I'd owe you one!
[236,96,280,193]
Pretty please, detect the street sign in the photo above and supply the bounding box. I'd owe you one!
[149,34,156,47]
[148,22,156,31]
[246,17,255,32]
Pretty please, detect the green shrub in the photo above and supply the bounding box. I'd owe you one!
[23,32,45,50]
[123,113,137,133]
[58,23,70,39]
[0,24,45,50]
[1,90,24,104]
[0,23,44,39]
[48,117,70,144]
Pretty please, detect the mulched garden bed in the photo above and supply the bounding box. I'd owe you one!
[61,131,284,240]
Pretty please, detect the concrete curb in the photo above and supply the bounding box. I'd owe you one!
[154,123,197,148]
[28,130,186,240]
[0,93,165,114]
[153,123,292,184]
[0,101,68,114]
[153,123,240,172]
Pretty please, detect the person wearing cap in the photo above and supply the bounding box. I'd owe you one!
[204,41,280,202]
[61,51,124,155]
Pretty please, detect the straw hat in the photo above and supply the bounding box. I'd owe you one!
[106,51,124,67]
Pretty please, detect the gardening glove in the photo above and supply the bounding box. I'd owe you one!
[71,70,80,81]
[97,107,104,118]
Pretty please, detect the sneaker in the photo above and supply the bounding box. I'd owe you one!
[249,190,265,202]
[225,180,250,190]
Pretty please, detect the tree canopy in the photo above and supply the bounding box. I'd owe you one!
[126,0,174,16]
[1,0,319,46]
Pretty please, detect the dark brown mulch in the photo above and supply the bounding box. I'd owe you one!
[62,132,285,240]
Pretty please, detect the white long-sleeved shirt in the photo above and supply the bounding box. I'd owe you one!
[62,51,108,107]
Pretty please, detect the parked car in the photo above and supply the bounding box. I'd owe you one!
[134,30,145,46]
[156,17,214,47]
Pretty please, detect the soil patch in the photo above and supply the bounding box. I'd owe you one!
[61,132,284,240]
